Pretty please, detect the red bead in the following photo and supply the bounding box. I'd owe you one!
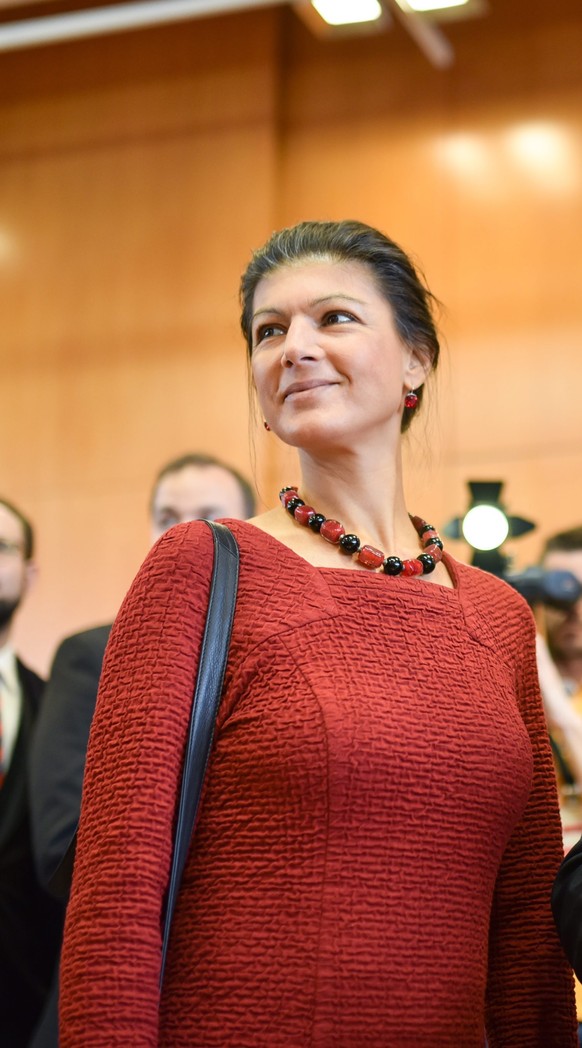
[422,529,437,541]
[281,488,299,508]
[424,543,443,563]
[402,558,423,576]
[409,515,425,530]
[294,504,315,525]
[357,545,385,569]
[404,392,418,409]
[320,519,345,544]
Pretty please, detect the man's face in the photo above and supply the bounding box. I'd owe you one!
[543,549,582,666]
[150,464,249,542]
[0,504,31,630]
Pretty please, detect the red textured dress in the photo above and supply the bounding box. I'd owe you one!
[60,520,576,1047]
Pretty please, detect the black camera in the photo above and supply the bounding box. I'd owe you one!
[504,567,582,609]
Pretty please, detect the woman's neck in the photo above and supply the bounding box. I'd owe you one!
[297,447,418,557]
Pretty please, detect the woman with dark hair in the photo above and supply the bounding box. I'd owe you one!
[60,220,576,1046]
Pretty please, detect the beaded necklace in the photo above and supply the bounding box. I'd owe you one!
[279,486,444,577]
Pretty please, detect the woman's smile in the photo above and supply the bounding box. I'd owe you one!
[282,378,338,401]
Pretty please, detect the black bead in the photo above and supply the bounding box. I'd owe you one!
[339,533,361,554]
[418,523,435,536]
[424,536,443,550]
[418,554,436,574]
[308,514,326,533]
[286,497,304,515]
[383,556,404,576]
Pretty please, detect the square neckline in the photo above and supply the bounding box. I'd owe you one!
[225,518,461,600]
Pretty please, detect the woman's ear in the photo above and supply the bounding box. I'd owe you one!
[405,347,431,390]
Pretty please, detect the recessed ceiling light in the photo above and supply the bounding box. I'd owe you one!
[310,0,383,26]
[402,0,469,11]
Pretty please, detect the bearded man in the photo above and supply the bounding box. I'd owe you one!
[0,497,62,1047]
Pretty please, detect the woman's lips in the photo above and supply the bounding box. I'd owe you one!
[283,380,335,400]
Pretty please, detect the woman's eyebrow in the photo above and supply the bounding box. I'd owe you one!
[252,307,285,321]
[310,294,366,306]
[252,293,365,323]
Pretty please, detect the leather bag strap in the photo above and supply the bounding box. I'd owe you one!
[159,519,239,987]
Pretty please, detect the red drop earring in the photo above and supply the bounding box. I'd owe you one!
[404,390,419,410]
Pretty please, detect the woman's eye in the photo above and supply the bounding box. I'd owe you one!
[323,311,356,326]
[254,323,285,345]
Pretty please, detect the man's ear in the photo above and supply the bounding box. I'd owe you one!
[23,559,38,596]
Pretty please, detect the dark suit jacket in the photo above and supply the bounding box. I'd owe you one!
[29,625,111,891]
[0,659,64,1047]
[28,625,110,1048]
[552,834,582,981]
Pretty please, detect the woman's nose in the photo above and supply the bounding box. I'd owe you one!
[281,316,321,367]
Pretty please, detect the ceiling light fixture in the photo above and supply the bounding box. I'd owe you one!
[400,0,469,11]
[392,0,487,19]
[310,0,383,25]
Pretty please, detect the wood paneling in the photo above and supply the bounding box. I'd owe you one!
[1,10,280,669]
[1,1,581,671]
[278,1,582,568]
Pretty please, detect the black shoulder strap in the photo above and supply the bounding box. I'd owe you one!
[159,520,239,986]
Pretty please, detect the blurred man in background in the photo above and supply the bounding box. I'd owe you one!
[536,526,582,802]
[0,497,62,1047]
[543,527,582,698]
[28,453,256,1047]
[536,526,582,1046]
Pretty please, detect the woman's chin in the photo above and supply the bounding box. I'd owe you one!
[275,421,355,455]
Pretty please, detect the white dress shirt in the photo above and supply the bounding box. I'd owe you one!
[0,644,22,773]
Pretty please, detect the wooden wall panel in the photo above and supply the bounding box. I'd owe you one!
[278,2,582,569]
[1,1,581,672]
[1,10,279,670]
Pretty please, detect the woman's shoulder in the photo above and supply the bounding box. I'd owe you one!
[447,553,536,653]
[155,517,336,610]
[137,518,217,588]
[141,517,276,572]
[154,517,273,550]
[449,553,529,608]
[150,517,280,572]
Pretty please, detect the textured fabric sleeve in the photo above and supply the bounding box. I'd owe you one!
[59,523,215,1047]
[552,833,582,981]
[485,601,577,1046]
[28,628,109,891]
